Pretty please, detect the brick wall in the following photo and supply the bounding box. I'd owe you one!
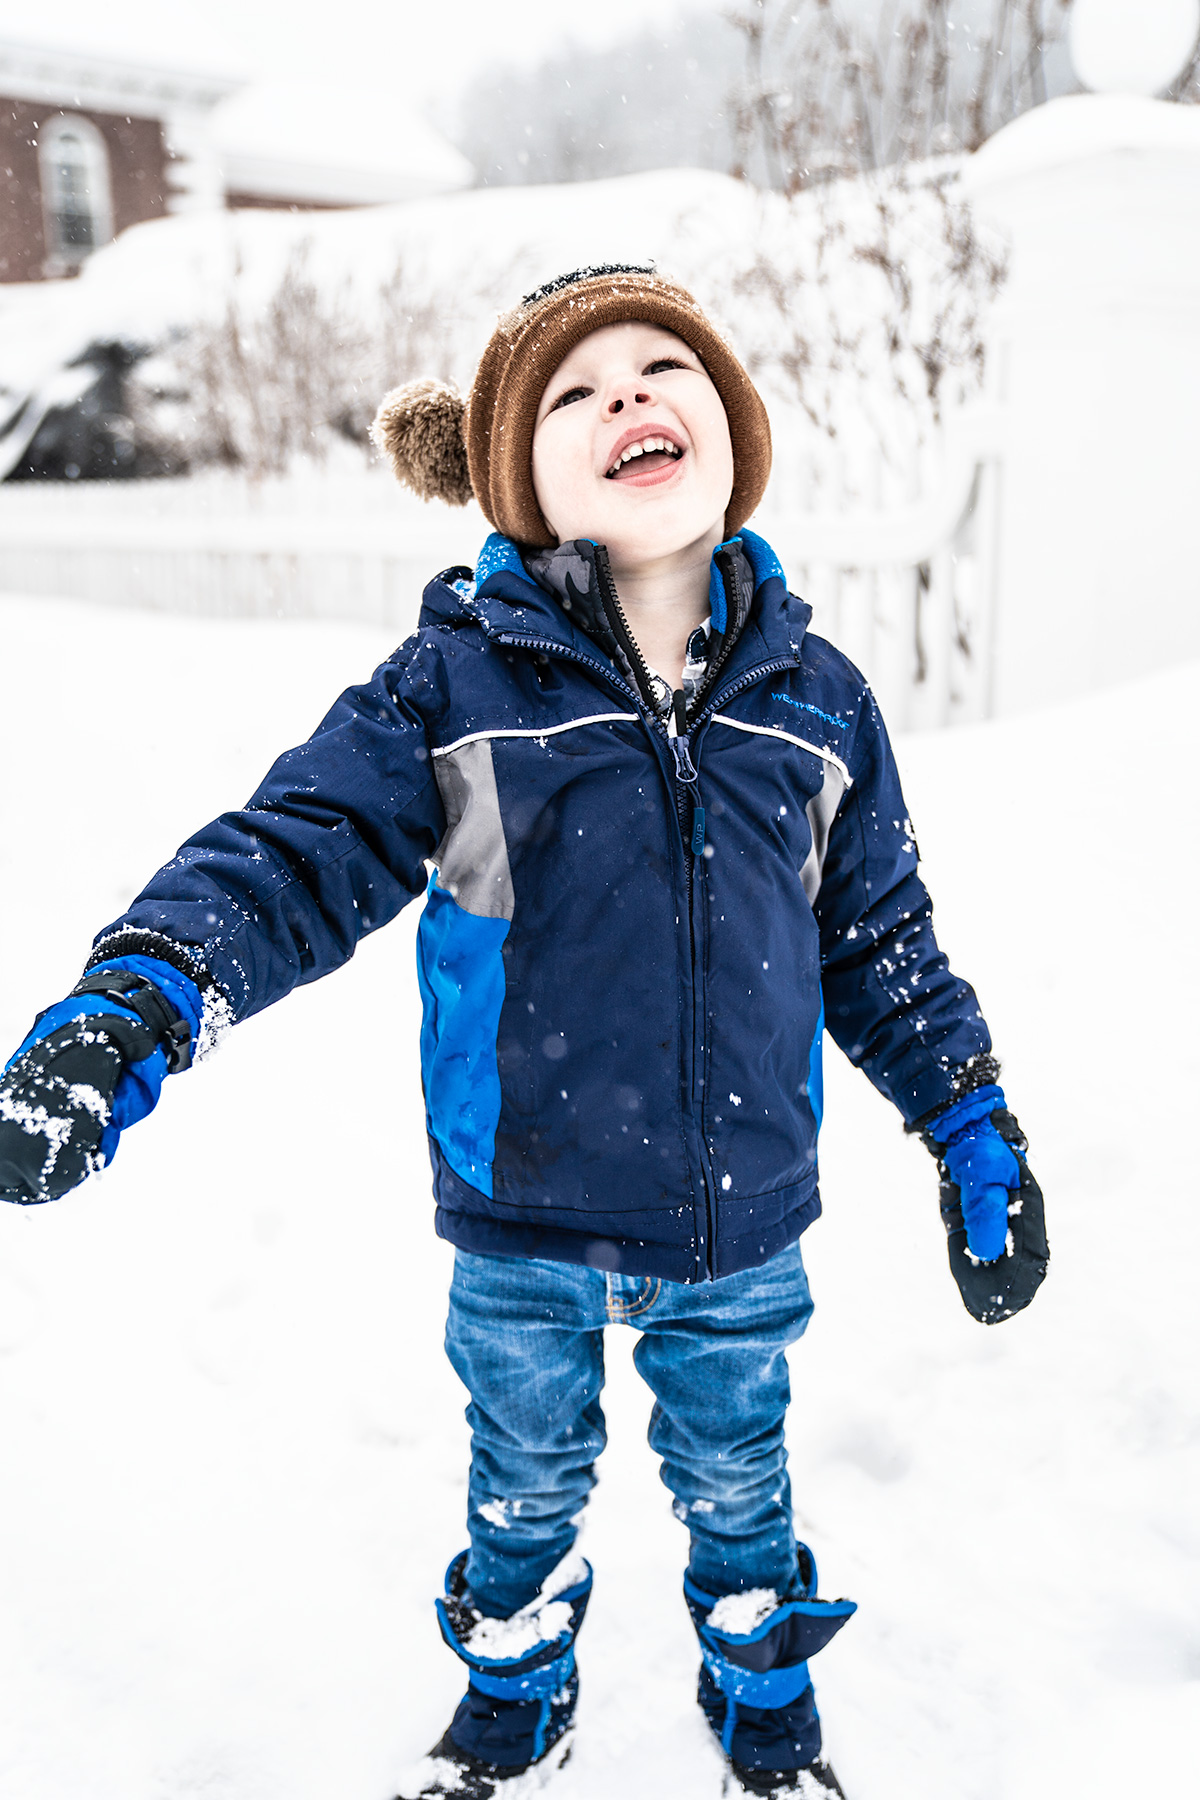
[0,97,168,283]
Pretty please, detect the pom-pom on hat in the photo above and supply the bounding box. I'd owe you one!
[370,377,472,507]
[371,264,772,549]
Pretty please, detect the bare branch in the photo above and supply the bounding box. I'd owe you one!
[726,1,1075,192]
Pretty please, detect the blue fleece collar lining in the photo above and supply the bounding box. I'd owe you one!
[735,527,787,590]
[474,532,542,593]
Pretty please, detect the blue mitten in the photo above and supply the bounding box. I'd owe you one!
[929,1086,1021,1262]
[0,955,202,1203]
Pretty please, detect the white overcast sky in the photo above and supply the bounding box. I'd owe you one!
[0,0,718,102]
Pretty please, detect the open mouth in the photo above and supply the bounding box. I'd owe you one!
[605,436,686,480]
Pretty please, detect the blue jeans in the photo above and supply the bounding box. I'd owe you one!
[444,1240,815,1619]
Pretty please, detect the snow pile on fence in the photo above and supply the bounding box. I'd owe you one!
[0,591,1194,1800]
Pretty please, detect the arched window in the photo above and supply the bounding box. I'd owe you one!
[39,114,113,268]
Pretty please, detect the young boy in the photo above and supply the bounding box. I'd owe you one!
[0,266,1048,1800]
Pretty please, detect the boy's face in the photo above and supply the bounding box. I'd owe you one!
[531,321,734,563]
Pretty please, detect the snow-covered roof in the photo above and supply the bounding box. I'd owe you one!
[0,40,471,207]
[211,80,473,207]
[0,33,240,114]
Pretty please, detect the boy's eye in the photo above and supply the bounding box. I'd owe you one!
[550,385,591,411]
[645,358,688,375]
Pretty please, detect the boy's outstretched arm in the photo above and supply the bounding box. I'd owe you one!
[812,680,1048,1323]
[0,643,446,1204]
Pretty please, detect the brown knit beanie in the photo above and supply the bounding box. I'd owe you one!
[371,264,772,548]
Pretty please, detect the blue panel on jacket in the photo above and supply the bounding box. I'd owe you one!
[416,874,508,1198]
[806,997,825,1134]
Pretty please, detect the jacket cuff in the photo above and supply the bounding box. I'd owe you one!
[86,930,216,992]
[85,932,235,1060]
[907,1053,1003,1133]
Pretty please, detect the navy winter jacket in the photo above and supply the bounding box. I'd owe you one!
[89,529,994,1283]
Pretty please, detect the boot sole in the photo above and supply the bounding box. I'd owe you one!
[393,1730,573,1799]
[723,1757,845,1799]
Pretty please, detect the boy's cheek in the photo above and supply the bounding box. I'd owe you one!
[532,456,595,543]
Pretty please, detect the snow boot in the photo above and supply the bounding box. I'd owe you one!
[685,1548,855,1799]
[393,1551,592,1800]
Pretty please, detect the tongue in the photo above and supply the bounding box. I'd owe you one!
[613,449,678,479]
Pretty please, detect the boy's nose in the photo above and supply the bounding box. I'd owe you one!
[606,382,654,416]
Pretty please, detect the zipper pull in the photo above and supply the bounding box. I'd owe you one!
[671,737,699,784]
[668,689,699,784]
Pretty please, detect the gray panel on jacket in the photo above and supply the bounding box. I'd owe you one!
[433,738,515,921]
[799,764,848,903]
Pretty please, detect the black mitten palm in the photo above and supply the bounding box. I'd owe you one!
[0,964,197,1205]
[0,1012,156,1202]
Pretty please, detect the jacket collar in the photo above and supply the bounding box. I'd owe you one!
[419,528,809,695]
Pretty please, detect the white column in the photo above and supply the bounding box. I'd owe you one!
[962,2,1200,716]
[163,105,226,214]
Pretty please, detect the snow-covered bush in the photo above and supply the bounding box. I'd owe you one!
[132,242,503,481]
[682,160,1007,496]
[179,247,367,472]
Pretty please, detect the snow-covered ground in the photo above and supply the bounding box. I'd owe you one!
[0,591,1195,1800]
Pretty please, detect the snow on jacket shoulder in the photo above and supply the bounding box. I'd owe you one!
[90,530,993,1282]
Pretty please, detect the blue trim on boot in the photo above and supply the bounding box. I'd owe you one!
[464,1645,576,1702]
[530,1698,551,1764]
[701,1645,812,1708]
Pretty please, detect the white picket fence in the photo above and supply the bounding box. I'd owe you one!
[762,418,1003,730]
[0,422,1002,729]
[0,514,452,630]
[0,470,469,631]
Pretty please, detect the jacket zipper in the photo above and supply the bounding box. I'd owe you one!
[593,539,714,877]
[493,633,643,704]
[689,549,742,714]
[694,655,802,728]
[663,649,804,858]
[662,654,802,1278]
[593,543,664,716]
[668,688,700,857]
[663,684,713,1271]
